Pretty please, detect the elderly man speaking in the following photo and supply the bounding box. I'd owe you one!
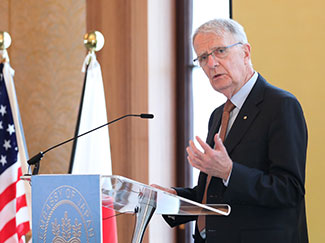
[156,18,308,243]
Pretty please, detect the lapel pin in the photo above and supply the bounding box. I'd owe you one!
[243,116,248,120]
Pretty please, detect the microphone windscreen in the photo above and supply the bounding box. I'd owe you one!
[140,113,154,119]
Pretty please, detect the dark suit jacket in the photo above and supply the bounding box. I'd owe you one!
[164,74,308,243]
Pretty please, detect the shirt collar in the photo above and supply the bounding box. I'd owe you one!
[230,71,258,110]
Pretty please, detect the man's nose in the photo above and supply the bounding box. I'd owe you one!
[206,54,219,68]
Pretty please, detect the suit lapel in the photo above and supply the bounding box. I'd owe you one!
[224,75,266,153]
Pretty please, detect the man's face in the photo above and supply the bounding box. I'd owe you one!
[193,32,252,99]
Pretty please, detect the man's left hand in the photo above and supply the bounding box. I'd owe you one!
[186,133,233,180]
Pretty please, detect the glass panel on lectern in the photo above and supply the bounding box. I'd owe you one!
[101,175,230,216]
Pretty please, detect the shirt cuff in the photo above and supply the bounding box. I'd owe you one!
[222,167,233,187]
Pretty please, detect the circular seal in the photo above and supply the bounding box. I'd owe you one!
[37,185,97,243]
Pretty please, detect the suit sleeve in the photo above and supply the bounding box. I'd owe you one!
[224,96,307,208]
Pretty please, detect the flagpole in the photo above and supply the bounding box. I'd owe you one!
[68,61,90,173]
[0,31,31,242]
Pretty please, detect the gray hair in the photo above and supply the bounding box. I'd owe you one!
[192,18,248,45]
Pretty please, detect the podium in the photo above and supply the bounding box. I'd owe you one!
[25,174,230,243]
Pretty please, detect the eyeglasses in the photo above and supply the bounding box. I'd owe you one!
[193,42,242,67]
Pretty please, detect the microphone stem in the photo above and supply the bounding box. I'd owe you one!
[43,114,140,154]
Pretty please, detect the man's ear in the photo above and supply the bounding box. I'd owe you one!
[242,43,251,64]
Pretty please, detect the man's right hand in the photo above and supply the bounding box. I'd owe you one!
[151,184,177,195]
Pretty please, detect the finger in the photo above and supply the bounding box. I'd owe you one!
[151,184,177,195]
[187,155,202,171]
[150,184,162,189]
[214,133,225,151]
[195,136,213,153]
[187,146,202,167]
[186,146,196,158]
[187,155,194,166]
[189,140,205,159]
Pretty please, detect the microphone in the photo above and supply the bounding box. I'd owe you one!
[27,113,154,174]
[140,113,154,119]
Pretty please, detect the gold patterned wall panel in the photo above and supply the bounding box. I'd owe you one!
[7,0,86,173]
[0,0,9,31]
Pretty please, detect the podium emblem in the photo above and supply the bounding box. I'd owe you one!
[32,175,101,243]
[51,211,82,243]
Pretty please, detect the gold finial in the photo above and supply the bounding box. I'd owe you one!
[83,31,104,53]
[0,31,12,50]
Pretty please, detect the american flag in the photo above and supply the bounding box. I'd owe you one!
[0,63,30,242]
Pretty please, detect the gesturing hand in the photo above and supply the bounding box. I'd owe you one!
[186,133,233,180]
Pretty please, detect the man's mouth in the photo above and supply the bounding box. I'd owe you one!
[213,74,223,79]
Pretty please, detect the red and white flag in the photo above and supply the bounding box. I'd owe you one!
[69,52,118,243]
[0,51,30,243]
